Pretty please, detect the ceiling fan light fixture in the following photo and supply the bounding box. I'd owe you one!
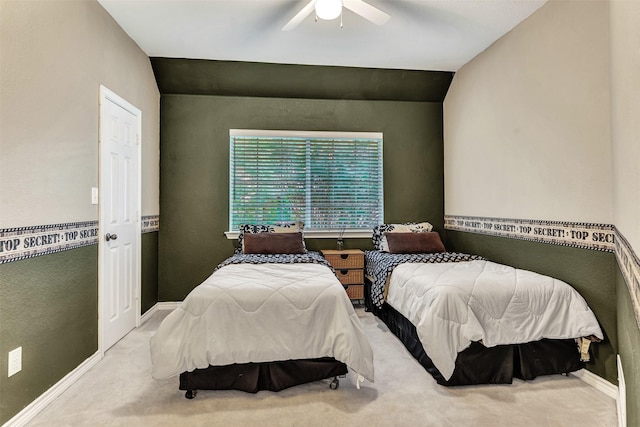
[315,0,342,21]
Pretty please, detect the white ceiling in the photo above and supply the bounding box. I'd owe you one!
[97,0,546,72]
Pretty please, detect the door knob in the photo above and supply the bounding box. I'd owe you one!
[106,233,118,242]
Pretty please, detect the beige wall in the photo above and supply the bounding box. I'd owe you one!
[0,0,160,228]
[0,1,159,423]
[610,0,640,251]
[443,0,612,224]
[610,2,640,424]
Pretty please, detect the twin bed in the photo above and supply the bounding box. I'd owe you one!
[150,221,603,397]
[151,225,374,398]
[364,222,603,385]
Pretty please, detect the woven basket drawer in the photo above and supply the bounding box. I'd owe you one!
[325,252,364,269]
[335,269,364,285]
[346,284,364,300]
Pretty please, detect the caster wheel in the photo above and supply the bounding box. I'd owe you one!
[330,379,339,390]
[185,390,197,399]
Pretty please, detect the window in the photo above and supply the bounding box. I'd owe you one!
[229,130,383,236]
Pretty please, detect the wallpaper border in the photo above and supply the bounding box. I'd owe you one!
[614,227,640,329]
[0,216,160,264]
[142,215,160,233]
[0,221,99,264]
[444,215,615,252]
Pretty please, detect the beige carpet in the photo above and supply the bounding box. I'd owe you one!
[27,308,617,427]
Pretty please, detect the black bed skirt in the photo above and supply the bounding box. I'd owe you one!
[364,280,584,386]
[179,358,348,393]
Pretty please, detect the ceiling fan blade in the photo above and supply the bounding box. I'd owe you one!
[343,0,390,25]
[282,0,316,31]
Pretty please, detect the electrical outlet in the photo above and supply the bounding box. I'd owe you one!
[8,347,22,377]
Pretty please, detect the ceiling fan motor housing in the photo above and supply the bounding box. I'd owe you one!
[316,0,343,21]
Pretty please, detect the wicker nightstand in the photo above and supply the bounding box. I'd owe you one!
[321,249,365,301]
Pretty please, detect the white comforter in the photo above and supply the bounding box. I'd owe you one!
[151,263,374,383]
[386,260,603,380]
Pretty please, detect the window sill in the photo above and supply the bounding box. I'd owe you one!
[224,229,373,240]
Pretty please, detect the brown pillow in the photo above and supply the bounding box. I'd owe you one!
[242,232,306,255]
[384,232,446,254]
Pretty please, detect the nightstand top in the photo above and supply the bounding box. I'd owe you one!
[321,249,364,256]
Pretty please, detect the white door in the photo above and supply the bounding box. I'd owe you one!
[99,86,141,351]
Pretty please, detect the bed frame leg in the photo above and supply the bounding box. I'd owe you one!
[185,389,197,399]
[329,377,339,390]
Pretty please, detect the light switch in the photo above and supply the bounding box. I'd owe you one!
[91,187,99,205]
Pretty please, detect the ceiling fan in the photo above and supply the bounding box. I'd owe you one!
[282,0,391,31]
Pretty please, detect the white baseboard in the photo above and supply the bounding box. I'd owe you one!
[4,351,102,427]
[10,302,616,427]
[140,301,181,324]
[617,355,626,427]
[571,368,618,400]
[155,301,181,310]
[5,303,182,427]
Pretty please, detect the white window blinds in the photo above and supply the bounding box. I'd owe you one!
[230,130,383,232]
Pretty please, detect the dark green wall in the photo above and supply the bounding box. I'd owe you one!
[0,234,158,424]
[158,95,445,301]
[151,58,453,102]
[446,230,618,383]
[0,246,98,425]
[141,232,159,314]
[617,269,640,426]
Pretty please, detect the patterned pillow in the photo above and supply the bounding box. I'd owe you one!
[236,221,305,254]
[372,221,434,251]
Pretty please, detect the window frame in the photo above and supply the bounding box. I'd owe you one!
[225,129,383,239]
